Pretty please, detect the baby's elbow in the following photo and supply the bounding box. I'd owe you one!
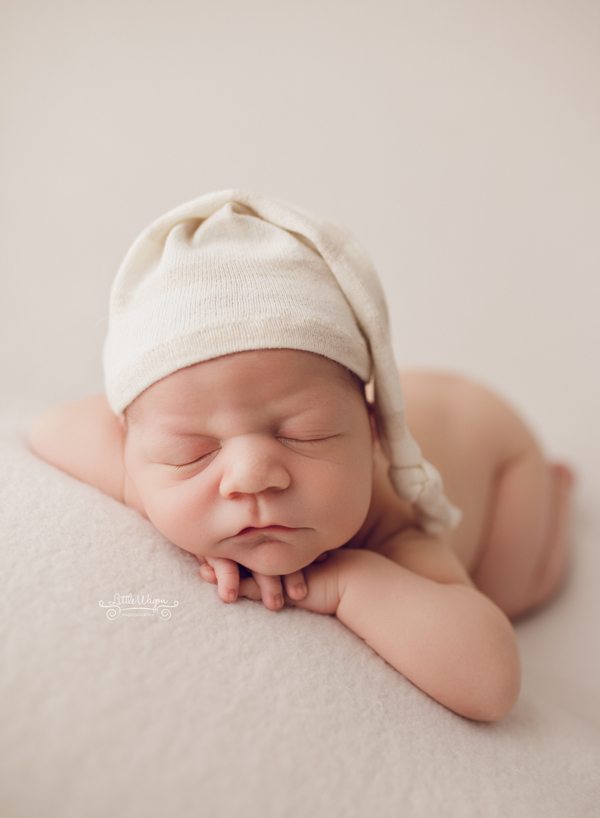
[457,657,520,724]
[28,406,61,463]
[490,610,522,721]
[26,397,127,505]
[467,620,522,723]
[477,663,521,723]
[446,589,522,723]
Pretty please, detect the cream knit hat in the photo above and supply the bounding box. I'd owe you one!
[103,188,462,535]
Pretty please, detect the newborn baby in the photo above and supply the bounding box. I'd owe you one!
[28,189,575,723]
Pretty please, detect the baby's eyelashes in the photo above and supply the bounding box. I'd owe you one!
[170,435,339,469]
[174,450,220,469]
[277,437,326,445]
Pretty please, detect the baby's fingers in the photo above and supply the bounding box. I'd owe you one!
[197,563,217,583]
[206,557,240,603]
[252,572,285,611]
[196,558,306,612]
[250,569,307,610]
[198,561,263,605]
[282,570,308,602]
[238,576,263,602]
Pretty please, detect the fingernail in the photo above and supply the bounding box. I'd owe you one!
[273,594,283,608]
[294,583,307,598]
[226,590,237,603]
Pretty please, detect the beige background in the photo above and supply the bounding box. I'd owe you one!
[2,0,599,781]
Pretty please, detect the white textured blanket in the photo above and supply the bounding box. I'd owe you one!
[1,405,599,818]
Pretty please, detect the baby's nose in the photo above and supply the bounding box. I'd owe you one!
[218,437,291,497]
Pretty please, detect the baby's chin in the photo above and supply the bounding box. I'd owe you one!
[236,542,333,576]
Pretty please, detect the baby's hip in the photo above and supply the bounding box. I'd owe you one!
[398,368,544,572]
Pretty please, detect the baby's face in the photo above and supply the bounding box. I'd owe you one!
[122,349,376,576]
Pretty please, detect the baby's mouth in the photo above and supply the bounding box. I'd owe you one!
[235,525,295,537]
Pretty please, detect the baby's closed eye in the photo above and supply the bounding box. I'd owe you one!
[278,435,337,444]
[174,450,219,469]
[172,435,339,469]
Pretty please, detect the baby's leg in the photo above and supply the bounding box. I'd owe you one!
[471,445,576,622]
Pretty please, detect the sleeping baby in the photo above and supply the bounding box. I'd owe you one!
[28,188,576,723]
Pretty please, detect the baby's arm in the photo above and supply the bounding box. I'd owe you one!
[27,395,127,505]
[336,546,521,722]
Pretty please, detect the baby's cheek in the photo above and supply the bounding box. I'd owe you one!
[311,466,372,541]
[141,483,214,554]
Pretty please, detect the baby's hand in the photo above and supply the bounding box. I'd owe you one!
[196,554,325,612]
[196,550,343,615]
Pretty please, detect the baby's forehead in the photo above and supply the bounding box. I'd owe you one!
[130,352,361,408]
[125,359,364,434]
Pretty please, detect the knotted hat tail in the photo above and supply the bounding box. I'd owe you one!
[103,188,463,535]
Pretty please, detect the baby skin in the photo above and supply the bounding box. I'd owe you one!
[28,349,576,722]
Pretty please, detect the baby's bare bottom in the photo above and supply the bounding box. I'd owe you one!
[399,370,576,622]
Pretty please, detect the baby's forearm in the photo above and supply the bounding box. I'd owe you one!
[336,550,521,722]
